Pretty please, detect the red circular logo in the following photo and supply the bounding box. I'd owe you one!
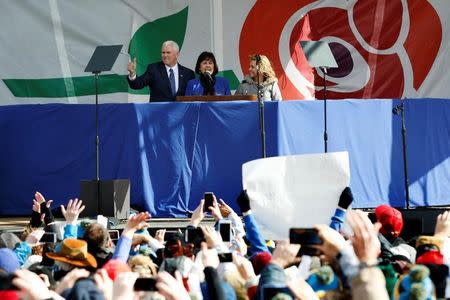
[239,0,442,99]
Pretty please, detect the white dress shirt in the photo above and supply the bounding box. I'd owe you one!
[165,64,179,92]
[128,63,180,93]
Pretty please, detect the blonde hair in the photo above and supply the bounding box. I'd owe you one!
[20,224,35,241]
[223,271,249,300]
[250,54,277,82]
[128,254,158,277]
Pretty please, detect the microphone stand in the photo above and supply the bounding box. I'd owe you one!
[93,72,101,213]
[393,101,410,209]
[256,60,267,158]
[321,67,328,153]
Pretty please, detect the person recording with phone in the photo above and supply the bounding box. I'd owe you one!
[185,51,231,96]
[235,54,282,101]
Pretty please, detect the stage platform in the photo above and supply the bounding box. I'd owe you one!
[0,217,216,234]
[0,99,449,220]
[1,207,449,242]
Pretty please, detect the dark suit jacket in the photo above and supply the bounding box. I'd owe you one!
[127,61,195,102]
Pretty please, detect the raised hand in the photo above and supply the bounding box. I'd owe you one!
[154,229,166,243]
[113,272,138,300]
[219,199,235,218]
[61,198,85,225]
[30,196,43,227]
[190,199,206,227]
[201,225,223,248]
[156,271,190,300]
[34,191,46,204]
[314,224,347,260]
[271,240,300,268]
[45,199,53,209]
[34,191,53,210]
[131,234,150,248]
[338,187,354,209]
[32,199,41,213]
[208,196,223,221]
[93,268,113,300]
[199,242,220,268]
[236,189,251,214]
[127,57,136,76]
[434,210,450,238]
[13,269,54,300]
[347,210,381,265]
[122,212,151,239]
[54,268,90,294]
[233,253,255,280]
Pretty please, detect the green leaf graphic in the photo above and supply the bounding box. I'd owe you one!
[3,7,189,98]
[128,6,189,95]
[3,75,127,98]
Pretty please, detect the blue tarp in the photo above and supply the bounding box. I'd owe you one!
[0,99,449,216]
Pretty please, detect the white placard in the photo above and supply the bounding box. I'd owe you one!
[242,151,350,240]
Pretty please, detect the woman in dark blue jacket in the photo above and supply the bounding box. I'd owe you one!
[185,51,231,96]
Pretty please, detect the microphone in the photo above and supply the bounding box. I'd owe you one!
[203,70,213,83]
[392,103,404,115]
[255,54,261,71]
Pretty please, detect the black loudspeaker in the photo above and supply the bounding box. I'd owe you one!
[399,207,446,240]
[80,179,130,219]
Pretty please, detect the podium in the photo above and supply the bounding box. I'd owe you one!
[176,95,257,102]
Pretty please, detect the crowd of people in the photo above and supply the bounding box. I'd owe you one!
[127,40,282,101]
[0,188,449,299]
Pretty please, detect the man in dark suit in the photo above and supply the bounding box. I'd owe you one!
[127,41,195,102]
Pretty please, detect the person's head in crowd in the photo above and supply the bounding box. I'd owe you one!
[248,54,277,83]
[160,256,193,292]
[102,259,131,281]
[160,256,193,278]
[61,277,104,300]
[415,235,444,267]
[222,270,247,300]
[375,204,404,240]
[0,248,20,274]
[251,251,272,275]
[83,222,113,252]
[421,264,449,299]
[307,265,341,294]
[0,272,20,299]
[415,235,443,258]
[20,225,35,242]
[194,51,219,76]
[82,222,114,268]
[46,238,97,272]
[394,265,435,300]
[164,232,193,259]
[161,40,179,68]
[0,233,21,250]
[128,254,158,277]
[24,229,46,257]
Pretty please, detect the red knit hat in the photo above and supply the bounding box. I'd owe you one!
[0,291,19,300]
[251,252,272,275]
[102,259,131,281]
[375,205,404,238]
[416,250,444,265]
